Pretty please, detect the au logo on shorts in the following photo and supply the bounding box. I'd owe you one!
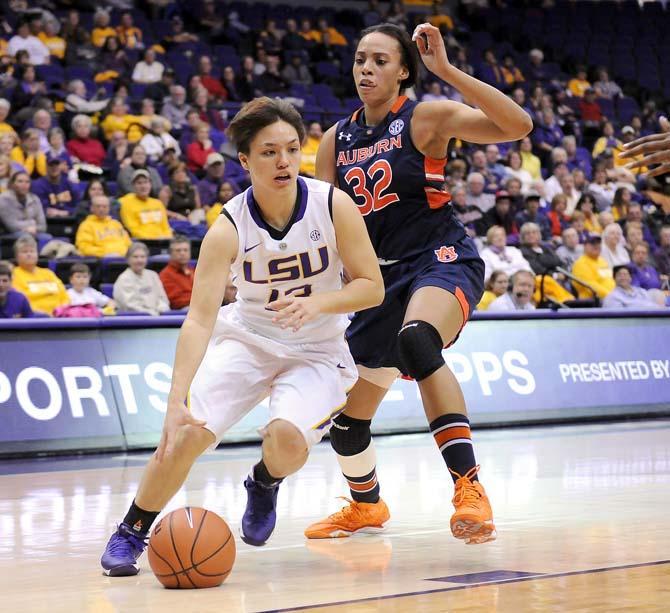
[434,245,458,263]
[389,119,404,135]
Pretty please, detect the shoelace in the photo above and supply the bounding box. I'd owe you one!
[109,526,147,555]
[449,465,483,508]
[327,497,367,524]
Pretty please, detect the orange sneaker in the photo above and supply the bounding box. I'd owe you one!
[304,497,390,539]
[450,466,497,545]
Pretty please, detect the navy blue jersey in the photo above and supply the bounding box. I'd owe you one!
[334,96,466,261]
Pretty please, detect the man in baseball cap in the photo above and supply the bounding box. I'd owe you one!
[118,168,173,239]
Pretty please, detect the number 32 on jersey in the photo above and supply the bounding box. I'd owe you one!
[344,159,399,216]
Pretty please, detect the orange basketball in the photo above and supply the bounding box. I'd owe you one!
[147,507,236,589]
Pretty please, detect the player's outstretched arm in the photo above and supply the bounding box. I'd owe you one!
[620,116,670,177]
[156,215,238,461]
[411,23,533,147]
[269,190,384,332]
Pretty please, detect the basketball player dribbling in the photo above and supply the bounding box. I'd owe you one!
[304,23,532,544]
[101,97,384,576]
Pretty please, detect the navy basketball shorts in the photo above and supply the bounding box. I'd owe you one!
[346,235,484,385]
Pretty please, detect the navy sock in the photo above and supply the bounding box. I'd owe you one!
[123,500,158,534]
[429,414,478,483]
[253,459,283,487]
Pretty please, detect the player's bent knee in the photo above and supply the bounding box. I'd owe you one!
[329,413,371,456]
[265,419,308,460]
[174,424,216,457]
[396,320,445,381]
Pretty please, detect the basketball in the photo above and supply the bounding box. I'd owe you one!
[147,507,235,589]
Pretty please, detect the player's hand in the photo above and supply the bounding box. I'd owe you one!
[620,116,670,177]
[155,400,206,462]
[268,295,324,332]
[412,23,450,75]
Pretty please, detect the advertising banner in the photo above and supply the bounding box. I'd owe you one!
[0,330,125,453]
[0,315,668,455]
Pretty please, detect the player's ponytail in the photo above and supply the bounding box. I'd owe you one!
[359,23,419,93]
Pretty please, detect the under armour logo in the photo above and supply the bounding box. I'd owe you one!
[338,132,352,141]
[434,245,458,263]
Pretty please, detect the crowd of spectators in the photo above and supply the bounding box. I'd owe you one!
[0,0,669,319]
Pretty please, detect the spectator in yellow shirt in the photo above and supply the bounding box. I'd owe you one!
[76,195,132,257]
[100,98,148,143]
[427,1,455,30]
[11,129,47,178]
[0,99,17,138]
[568,66,591,98]
[37,21,66,60]
[316,18,347,46]
[116,12,144,50]
[477,270,510,310]
[92,10,116,48]
[205,181,238,227]
[11,234,69,315]
[592,121,623,159]
[299,121,323,177]
[520,136,542,180]
[119,169,173,240]
[299,19,321,43]
[571,235,616,300]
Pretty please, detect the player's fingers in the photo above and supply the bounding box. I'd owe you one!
[272,303,299,322]
[620,139,670,158]
[645,162,670,177]
[660,116,670,133]
[622,133,668,150]
[283,310,304,330]
[626,150,670,168]
[267,298,292,311]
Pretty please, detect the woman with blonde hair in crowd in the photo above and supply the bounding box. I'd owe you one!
[0,156,12,192]
[11,234,69,316]
[601,222,630,268]
[477,270,509,310]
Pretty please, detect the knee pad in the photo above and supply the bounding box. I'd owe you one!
[329,413,371,456]
[396,320,445,381]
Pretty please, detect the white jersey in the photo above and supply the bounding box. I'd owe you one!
[222,176,348,344]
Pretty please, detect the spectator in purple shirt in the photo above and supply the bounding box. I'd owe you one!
[653,225,670,280]
[0,262,34,318]
[515,192,552,241]
[196,153,240,207]
[629,243,661,290]
[562,135,592,180]
[533,109,565,164]
[31,156,79,218]
[603,264,664,309]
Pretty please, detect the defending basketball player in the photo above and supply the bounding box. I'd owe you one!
[304,23,532,544]
[101,97,384,576]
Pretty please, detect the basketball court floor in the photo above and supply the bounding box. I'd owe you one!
[1,419,668,612]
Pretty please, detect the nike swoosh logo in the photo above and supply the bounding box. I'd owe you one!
[336,363,346,369]
[244,242,261,253]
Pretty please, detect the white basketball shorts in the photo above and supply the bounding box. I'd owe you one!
[189,305,357,450]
